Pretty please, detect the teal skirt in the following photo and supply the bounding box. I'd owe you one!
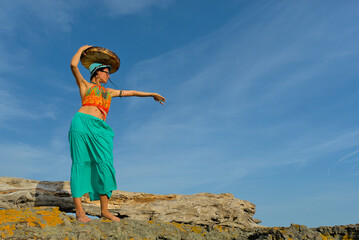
[69,112,117,201]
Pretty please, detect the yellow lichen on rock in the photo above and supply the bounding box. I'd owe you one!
[35,207,64,227]
[342,234,353,240]
[100,218,112,223]
[191,225,204,234]
[214,225,231,233]
[0,224,16,238]
[171,222,186,232]
[0,207,64,238]
[320,234,334,240]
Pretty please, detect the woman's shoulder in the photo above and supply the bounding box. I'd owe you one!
[106,88,122,98]
[78,79,95,98]
[105,87,115,93]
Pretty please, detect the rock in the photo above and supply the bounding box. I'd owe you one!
[0,207,251,239]
[1,207,358,239]
[2,177,358,239]
[0,177,261,228]
[247,224,359,240]
[316,224,359,240]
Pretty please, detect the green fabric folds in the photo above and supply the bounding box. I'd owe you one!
[69,112,116,201]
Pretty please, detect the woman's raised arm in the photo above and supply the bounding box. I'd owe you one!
[70,45,92,89]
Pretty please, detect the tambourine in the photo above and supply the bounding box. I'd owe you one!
[80,46,120,74]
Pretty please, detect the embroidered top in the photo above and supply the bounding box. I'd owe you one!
[82,84,112,120]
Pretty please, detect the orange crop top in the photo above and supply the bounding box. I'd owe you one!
[82,84,112,120]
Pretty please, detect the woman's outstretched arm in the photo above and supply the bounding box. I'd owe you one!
[109,89,166,105]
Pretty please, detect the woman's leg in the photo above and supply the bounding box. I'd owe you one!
[73,197,91,222]
[99,194,120,222]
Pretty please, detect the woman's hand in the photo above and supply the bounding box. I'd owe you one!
[79,45,92,53]
[153,93,166,105]
[78,45,92,58]
[71,45,93,68]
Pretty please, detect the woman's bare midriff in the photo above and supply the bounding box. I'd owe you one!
[78,106,106,120]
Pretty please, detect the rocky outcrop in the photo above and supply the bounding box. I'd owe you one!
[2,177,359,239]
[0,177,261,228]
[1,207,358,240]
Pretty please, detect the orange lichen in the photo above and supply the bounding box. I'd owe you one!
[292,224,301,229]
[342,234,353,240]
[171,222,186,232]
[214,225,228,233]
[272,227,286,234]
[320,234,334,240]
[0,225,16,238]
[100,219,112,223]
[0,207,64,234]
[36,208,64,227]
[191,225,203,234]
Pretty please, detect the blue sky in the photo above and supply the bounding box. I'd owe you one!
[1,0,358,228]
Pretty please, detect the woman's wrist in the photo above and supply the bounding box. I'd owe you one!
[71,46,88,67]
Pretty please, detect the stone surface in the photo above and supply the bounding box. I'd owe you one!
[1,207,358,240]
[0,177,261,228]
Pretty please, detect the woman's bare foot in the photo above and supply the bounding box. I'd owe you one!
[76,212,92,222]
[101,210,120,222]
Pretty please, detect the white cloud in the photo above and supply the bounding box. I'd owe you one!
[329,148,359,177]
[0,0,78,36]
[115,108,359,193]
[0,142,70,181]
[0,87,37,124]
[0,79,57,127]
[0,121,72,180]
[103,0,174,16]
[109,1,359,195]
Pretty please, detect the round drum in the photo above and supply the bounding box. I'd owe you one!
[80,46,120,74]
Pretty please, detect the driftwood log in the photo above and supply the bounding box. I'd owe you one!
[0,177,261,228]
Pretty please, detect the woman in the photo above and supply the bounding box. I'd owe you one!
[69,45,166,222]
